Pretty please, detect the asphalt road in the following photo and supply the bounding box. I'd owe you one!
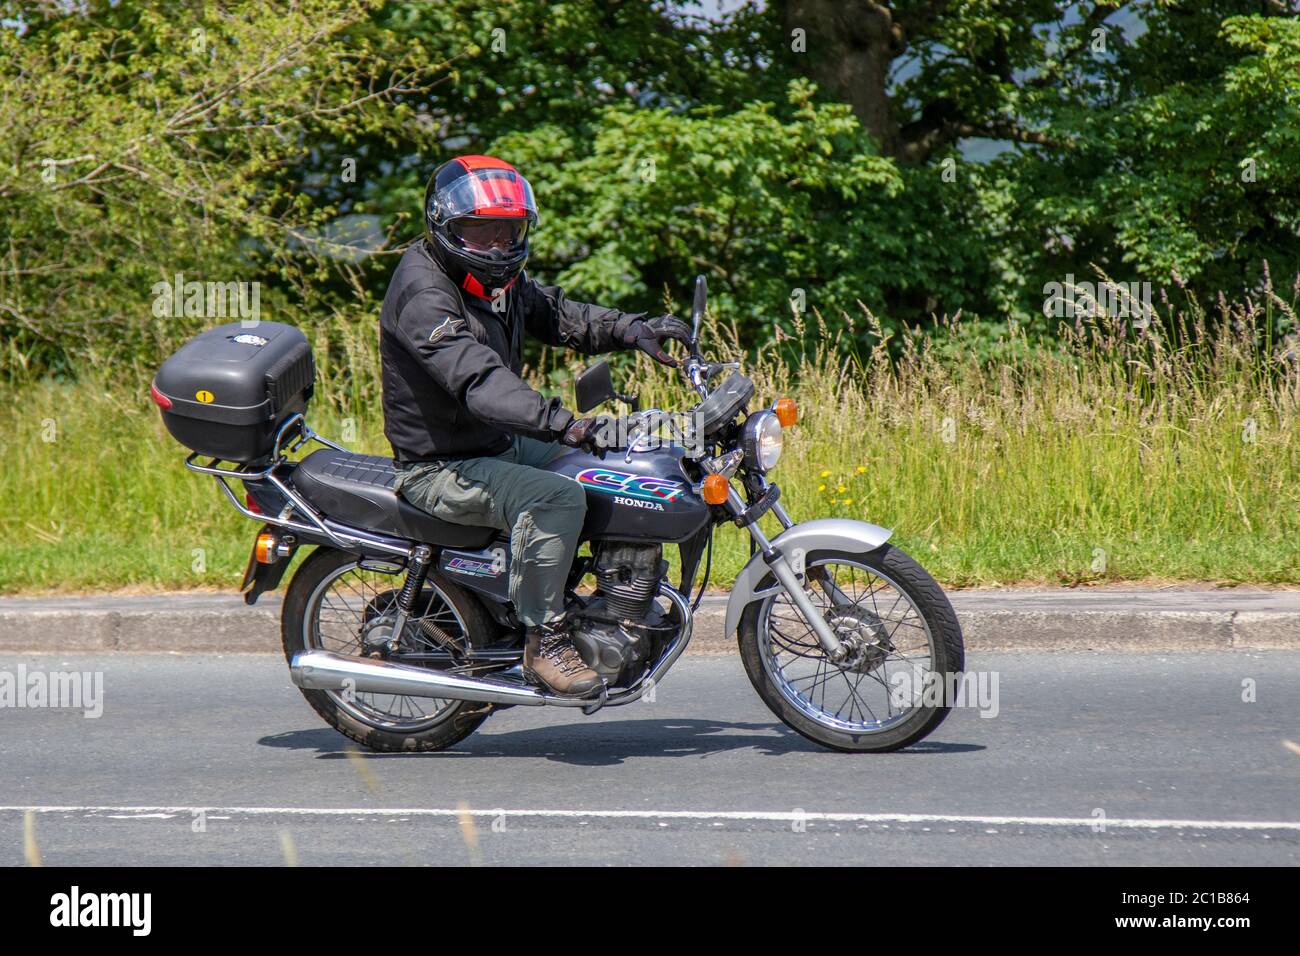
[1,650,1297,866]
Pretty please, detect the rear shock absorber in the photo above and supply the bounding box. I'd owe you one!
[385,544,432,654]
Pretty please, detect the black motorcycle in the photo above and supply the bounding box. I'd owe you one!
[152,276,964,753]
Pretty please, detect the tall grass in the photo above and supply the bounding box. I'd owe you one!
[2,280,1298,593]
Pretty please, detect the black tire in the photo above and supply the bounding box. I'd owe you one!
[738,543,964,753]
[281,547,498,753]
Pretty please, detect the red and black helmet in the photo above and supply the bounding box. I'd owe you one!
[424,155,538,299]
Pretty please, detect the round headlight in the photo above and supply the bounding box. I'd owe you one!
[743,410,783,472]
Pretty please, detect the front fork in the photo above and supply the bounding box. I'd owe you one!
[727,488,850,663]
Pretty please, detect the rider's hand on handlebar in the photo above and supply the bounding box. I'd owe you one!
[561,415,621,454]
[623,314,692,367]
[561,417,602,452]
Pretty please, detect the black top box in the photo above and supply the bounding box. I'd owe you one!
[152,321,315,465]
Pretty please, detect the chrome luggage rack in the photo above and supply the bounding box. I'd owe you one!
[183,413,412,560]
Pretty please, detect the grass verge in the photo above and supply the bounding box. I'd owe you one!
[2,288,1297,593]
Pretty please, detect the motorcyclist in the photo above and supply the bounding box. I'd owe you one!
[379,154,691,697]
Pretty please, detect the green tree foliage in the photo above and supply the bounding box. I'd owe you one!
[1,0,1297,379]
[495,81,903,329]
[0,0,445,378]
[1004,7,1300,301]
[425,0,1300,345]
[765,1,1299,329]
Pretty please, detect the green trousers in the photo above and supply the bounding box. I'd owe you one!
[394,435,586,627]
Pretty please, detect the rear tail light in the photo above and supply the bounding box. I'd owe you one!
[245,493,263,515]
[149,380,172,410]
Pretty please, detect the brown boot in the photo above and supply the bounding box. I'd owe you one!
[523,622,603,697]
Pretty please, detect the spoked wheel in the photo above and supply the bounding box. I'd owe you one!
[281,547,500,752]
[738,544,964,752]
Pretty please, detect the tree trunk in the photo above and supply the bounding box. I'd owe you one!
[778,0,903,156]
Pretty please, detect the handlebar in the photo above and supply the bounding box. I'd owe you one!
[587,274,745,459]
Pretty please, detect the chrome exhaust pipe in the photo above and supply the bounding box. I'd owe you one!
[289,582,695,708]
[290,649,551,706]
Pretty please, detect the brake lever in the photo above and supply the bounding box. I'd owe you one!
[623,417,648,463]
[619,409,667,463]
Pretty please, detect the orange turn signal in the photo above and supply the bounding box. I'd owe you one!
[254,531,279,564]
[701,474,731,505]
[774,398,798,428]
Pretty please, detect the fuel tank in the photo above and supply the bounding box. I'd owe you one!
[544,444,709,544]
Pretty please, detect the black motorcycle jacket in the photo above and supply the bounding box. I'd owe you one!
[380,240,641,461]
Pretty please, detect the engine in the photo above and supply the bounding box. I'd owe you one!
[592,541,664,620]
[569,541,672,686]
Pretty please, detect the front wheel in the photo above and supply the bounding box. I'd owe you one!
[738,543,964,753]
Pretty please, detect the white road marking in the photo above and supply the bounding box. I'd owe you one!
[0,806,1296,831]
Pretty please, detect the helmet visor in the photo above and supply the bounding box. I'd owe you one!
[448,217,530,254]
[433,167,538,223]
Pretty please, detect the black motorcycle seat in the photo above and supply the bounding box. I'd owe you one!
[291,448,496,549]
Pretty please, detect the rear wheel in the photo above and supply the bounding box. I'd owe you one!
[281,547,499,752]
[738,544,964,753]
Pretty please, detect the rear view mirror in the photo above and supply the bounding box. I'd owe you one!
[690,274,707,349]
[575,361,615,413]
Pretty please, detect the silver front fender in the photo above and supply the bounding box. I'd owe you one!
[723,517,892,638]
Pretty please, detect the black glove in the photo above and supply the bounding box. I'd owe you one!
[561,415,617,453]
[622,313,692,367]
